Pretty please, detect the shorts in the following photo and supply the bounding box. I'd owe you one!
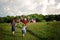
[12,26,15,31]
[22,30,26,34]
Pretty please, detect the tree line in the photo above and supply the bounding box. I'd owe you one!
[0,14,60,23]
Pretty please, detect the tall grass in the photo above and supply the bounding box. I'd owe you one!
[0,21,60,40]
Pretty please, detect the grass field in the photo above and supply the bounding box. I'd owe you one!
[0,21,60,40]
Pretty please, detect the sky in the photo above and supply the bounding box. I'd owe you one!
[0,0,60,17]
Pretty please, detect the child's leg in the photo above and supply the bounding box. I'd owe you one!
[12,31,14,36]
[22,34,24,37]
[12,26,15,36]
[22,30,25,37]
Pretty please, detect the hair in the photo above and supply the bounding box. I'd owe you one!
[11,18,15,23]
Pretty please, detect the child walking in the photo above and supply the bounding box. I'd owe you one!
[21,23,26,38]
[11,19,16,36]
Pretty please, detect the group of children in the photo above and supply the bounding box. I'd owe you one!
[11,18,28,37]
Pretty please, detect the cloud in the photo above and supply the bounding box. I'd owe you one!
[0,0,60,17]
[56,3,60,9]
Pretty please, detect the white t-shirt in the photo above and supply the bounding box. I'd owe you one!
[22,26,26,33]
[22,26,26,30]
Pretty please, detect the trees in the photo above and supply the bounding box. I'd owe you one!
[0,14,60,23]
[45,15,55,21]
[54,15,60,21]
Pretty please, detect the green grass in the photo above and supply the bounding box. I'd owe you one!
[0,21,60,40]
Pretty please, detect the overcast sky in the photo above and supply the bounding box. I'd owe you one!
[0,0,60,17]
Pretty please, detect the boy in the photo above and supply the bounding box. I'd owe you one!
[23,18,28,26]
[21,23,26,38]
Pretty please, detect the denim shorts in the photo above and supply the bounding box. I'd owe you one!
[22,30,26,34]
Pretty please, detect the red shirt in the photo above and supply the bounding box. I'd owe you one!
[23,20,28,26]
